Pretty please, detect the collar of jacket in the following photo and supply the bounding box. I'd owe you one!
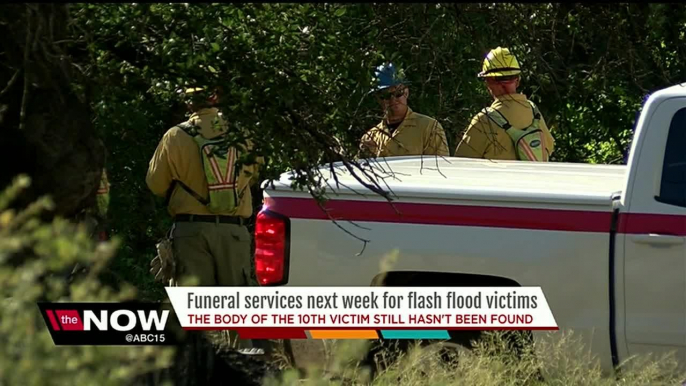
[190,107,220,119]
[492,93,528,106]
[189,107,227,139]
[381,106,414,133]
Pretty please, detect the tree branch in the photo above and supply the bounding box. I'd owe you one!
[19,8,33,131]
[0,70,20,99]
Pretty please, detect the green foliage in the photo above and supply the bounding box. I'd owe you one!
[57,3,686,294]
[3,5,686,381]
[0,176,174,386]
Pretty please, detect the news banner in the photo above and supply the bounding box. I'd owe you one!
[38,287,557,345]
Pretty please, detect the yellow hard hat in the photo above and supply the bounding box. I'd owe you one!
[478,47,521,78]
[184,87,206,94]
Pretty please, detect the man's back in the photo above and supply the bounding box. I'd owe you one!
[455,93,555,160]
[146,108,258,218]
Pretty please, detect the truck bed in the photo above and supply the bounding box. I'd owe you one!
[262,157,626,374]
[268,157,628,208]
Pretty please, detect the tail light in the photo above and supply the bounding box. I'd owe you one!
[254,210,289,286]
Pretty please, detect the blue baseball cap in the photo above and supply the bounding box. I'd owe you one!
[369,63,410,95]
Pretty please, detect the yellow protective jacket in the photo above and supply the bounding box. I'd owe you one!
[455,93,555,160]
[146,108,261,218]
[360,107,449,158]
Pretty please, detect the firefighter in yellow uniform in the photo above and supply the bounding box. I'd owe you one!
[455,47,555,161]
[360,63,449,158]
[68,168,110,281]
[146,87,261,288]
[77,167,110,240]
[95,169,110,241]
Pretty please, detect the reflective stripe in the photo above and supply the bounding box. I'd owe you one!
[97,171,110,194]
[204,147,225,183]
[204,146,237,189]
[224,148,236,184]
[95,170,110,218]
[207,182,236,190]
[208,183,237,190]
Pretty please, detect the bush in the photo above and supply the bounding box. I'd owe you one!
[0,175,175,386]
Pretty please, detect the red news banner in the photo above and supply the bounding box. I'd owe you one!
[165,287,558,338]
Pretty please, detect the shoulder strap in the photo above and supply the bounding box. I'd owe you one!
[164,180,209,207]
[484,107,511,130]
[177,121,200,137]
[527,101,541,120]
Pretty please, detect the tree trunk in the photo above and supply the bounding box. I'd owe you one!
[0,4,104,219]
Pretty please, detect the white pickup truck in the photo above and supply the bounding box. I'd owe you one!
[254,83,686,372]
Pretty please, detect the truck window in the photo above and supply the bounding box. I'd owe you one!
[657,108,686,207]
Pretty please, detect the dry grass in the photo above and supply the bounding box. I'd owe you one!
[263,331,686,386]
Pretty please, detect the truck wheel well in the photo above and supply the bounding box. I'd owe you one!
[371,271,521,287]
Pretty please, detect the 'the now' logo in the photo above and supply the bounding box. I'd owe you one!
[45,309,170,332]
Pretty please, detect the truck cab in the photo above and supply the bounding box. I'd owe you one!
[615,85,686,368]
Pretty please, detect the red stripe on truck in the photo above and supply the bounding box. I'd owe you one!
[265,197,612,232]
[618,212,686,235]
[264,197,686,235]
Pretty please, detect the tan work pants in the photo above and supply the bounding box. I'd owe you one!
[173,221,256,286]
[173,220,257,349]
